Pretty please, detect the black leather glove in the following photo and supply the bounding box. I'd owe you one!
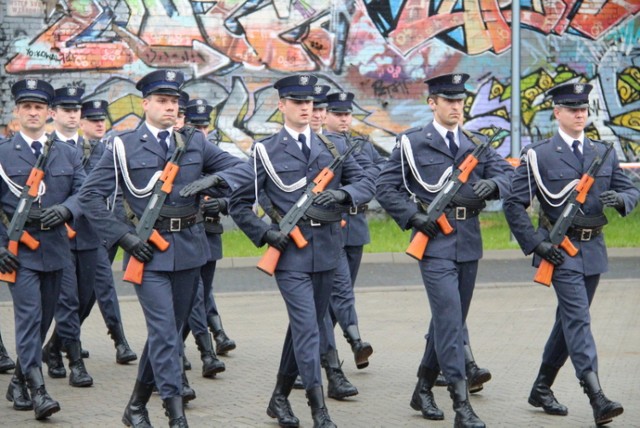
[118,233,154,263]
[202,198,227,216]
[599,190,624,209]
[263,229,289,252]
[180,175,228,197]
[0,247,20,274]
[409,213,439,239]
[40,205,71,227]
[534,241,565,266]
[472,179,498,200]
[313,189,349,207]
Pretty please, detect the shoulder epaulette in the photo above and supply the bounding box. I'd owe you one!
[519,138,550,156]
[403,126,423,137]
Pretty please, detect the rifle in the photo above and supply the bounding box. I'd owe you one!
[123,126,197,285]
[257,135,363,276]
[534,142,614,286]
[406,127,509,260]
[0,135,55,284]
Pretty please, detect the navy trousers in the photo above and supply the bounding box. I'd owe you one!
[542,269,600,378]
[9,267,63,372]
[419,258,478,384]
[275,269,334,389]
[86,244,124,329]
[134,268,199,399]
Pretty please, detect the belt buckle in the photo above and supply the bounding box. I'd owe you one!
[310,219,321,227]
[204,216,217,224]
[455,206,467,221]
[349,206,358,215]
[41,223,50,231]
[170,218,181,232]
[580,228,592,241]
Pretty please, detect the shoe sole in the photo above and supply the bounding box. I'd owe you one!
[328,390,359,400]
[216,343,236,355]
[355,345,373,370]
[527,397,568,416]
[469,372,492,393]
[202,366,226,378]
[596,407,624,425]
[116,355,138,365]
[6,392,34,411]
[35,403,60,420]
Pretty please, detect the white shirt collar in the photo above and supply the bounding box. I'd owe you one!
[558,128,584,152]
[145,122,173,142]
[19,131,47,146]
[432,120,459,148]
[284,124,311,148]
[55,130,79,145]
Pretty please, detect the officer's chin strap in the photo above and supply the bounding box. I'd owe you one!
[525,148,579,208]
[0,162,47,201]
[400,134,452,201]
[112,136,162,201]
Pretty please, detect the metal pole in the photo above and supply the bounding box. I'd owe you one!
[511,0,521,158]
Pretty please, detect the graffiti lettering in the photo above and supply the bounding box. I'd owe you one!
[372,80,409,98]
[25,48,61,62]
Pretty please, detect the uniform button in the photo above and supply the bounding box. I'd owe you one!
[142,162,146,166]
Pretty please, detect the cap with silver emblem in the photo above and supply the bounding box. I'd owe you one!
[136,70,185,97]
[273,74,319,100]
[424,73,470,100]
[548,82,593,109]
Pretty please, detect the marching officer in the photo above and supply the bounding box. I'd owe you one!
[78,69,245,427]
[503,82,639,426]
[174,90,189,130]
[310,84,330,134]
[376,73,512,427]
[323,91,384,371]
[224,74,375,428]
[1,78,86,420]
[77,100,138,365]
[40,85,94,387]
[179,98,231,378]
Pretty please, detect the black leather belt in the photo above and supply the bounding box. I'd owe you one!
[154,213,200,232]
[25,208,51,230]
[444,206,480,220]
[566,226,603,241]
[348,204,368,215]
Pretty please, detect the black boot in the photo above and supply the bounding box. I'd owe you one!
[343,324,373,369]
[194,333,225,378]
[182,372,196,404]
[580,371,624,425]
[163,396,188,428]
[528,363,568,416]
[266,374,300,427]
[306,386,336,428]
[6,359,33,411]
[122,380,154,428]
[108,323,138,364]
[448,380,485,428]
[322,349,358,400]
[410,365,444,420]
[25,367,60,420]
[0,331,16,373]
[207,314,236,355]
[464,345,491,393]
[66,340,93,387]
[42,332,66,378]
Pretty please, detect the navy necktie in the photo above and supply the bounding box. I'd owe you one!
[446,131,458,157]
[66,139,75,146]
[299,133,310,159]
[158,131,170,156]
[32,141,43,158]
[572,140,583,165]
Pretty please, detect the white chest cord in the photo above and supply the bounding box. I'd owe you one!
[111,136,163,211]
[524,148,580,208]
[399,134,453,202]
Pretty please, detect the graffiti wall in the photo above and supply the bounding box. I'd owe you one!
[0,0,638,159]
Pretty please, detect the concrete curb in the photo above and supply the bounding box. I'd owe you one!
[216,247,638,269]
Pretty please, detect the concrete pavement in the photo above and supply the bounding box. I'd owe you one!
[1,254,639,427]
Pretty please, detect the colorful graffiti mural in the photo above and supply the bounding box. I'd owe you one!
[1,0,638,158]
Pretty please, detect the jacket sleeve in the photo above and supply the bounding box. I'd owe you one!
[60,146,87,220]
